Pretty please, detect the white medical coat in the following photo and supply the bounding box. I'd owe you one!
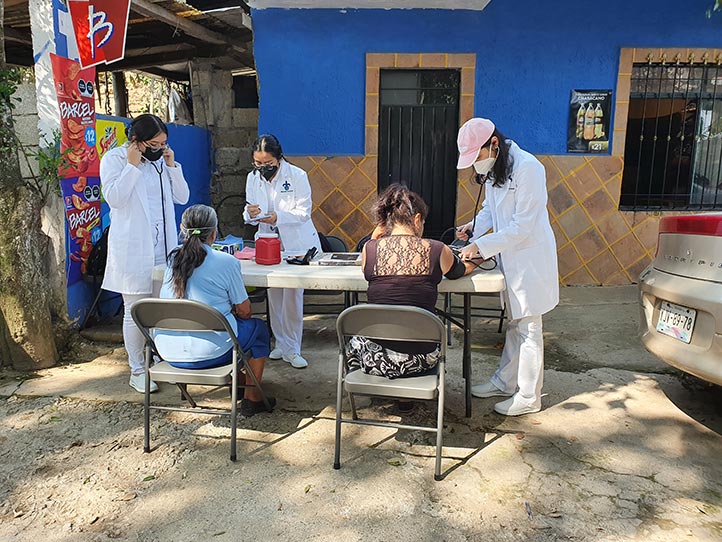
[470,141,559,319]
[243,160,321,253]
[100,145,190,294]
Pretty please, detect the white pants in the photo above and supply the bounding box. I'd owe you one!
[268,287,304,356]
[490,314,544,402]
[122,277,162,375]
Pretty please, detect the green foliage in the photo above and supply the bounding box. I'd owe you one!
[0,66,67,205]
[24,131,71,200]
[0,67,23,111]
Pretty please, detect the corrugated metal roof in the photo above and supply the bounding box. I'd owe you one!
[3,0,254,80]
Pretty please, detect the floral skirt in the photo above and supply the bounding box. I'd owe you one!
[345,336,440,379]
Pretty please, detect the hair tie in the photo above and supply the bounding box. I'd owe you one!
[181,225,208,236]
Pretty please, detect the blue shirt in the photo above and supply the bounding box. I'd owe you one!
[154,245,249,361]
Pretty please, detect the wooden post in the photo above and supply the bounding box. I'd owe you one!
[112,71,128,117]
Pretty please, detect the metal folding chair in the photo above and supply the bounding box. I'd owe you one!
[334,304,447,480]
[131,299,271,461]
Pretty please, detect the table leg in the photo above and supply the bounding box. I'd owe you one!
[464,293,472,417]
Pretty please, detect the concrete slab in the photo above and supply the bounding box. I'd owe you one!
[1,285,721,542]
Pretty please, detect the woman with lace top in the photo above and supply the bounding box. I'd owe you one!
[346,184,473,384]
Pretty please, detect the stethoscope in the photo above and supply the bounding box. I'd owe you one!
[149,160,169,260]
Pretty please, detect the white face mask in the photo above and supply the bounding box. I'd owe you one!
[473,146,497,176]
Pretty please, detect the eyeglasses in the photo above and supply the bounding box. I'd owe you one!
[144,142,168,152]
[252,160,278,168]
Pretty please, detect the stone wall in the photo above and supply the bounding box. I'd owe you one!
[189,59,259,238]
[13,77,67,314]
[11,77,42,187]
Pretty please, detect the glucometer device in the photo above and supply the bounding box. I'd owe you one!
[286,246,317,265]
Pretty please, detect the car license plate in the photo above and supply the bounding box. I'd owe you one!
[656,301,696,344]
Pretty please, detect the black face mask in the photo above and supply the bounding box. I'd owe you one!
[257,164,278,181]
[142,147,164,162]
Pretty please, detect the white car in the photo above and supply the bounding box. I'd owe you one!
[639,214,722,386]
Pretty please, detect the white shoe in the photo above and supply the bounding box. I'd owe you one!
[269,347,283,359]
[471,381,514,398]
[283,353,308,369]
[493,394,541,416]
[129,373,159,393]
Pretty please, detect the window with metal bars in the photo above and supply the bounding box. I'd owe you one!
[620,62,722,210]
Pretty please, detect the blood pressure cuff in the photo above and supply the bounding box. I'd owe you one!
[444,253,466,279]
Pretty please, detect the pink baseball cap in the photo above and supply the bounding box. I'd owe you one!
[456,118,495,169]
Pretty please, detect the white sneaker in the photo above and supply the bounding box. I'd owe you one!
[283,353,308,369]
[129,373,159,393]
[269,347,283,359]
[471,381,514,398]
[494,394,541,416]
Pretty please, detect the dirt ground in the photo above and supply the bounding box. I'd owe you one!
[1,286,721,542]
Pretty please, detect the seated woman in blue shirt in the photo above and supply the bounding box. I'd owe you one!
[154,204,274,417]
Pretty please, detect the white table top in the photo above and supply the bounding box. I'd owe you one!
[238,260,505,293]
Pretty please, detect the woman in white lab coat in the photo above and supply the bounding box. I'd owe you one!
[101,114,190,393]
[243,134,321,369]
[456,118,558,416]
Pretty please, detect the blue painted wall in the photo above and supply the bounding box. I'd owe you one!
[66,119,212,323]
[252,0,722,156]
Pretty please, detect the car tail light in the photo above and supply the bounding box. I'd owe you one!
[658,215,722,236]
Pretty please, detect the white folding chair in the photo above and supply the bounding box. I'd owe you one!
[131,299,271,461]
[334,304,447,480]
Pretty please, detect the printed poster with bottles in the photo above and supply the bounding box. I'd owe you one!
[50,54,102,285]
[567,90,612,153]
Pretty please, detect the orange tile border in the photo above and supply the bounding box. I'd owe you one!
[365,52,475,154]
[366,53,395,67]
[447,53,476,68]
[460,96,474,126]
[396,53,421,68]
[611,130,626,157]
[420,53,448,67]
[364,125,378,156]
[365,67,379,95]
[460,67,475,95]
[365,94,379,127]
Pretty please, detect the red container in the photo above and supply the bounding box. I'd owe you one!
[255,233,281,265]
